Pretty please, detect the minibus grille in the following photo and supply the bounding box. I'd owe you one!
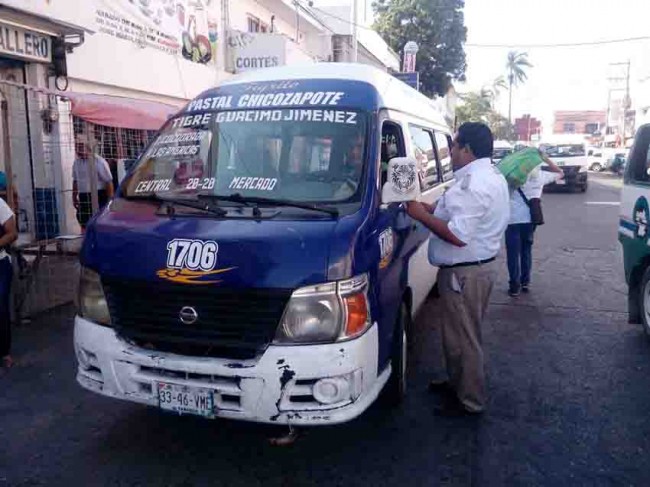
[103,279,292,360]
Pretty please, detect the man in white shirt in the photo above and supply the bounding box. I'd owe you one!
[72,141,115,229]
[407,122,510,415]
[506,154,563,296]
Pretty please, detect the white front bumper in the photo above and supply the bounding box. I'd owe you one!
[74,317,389,425]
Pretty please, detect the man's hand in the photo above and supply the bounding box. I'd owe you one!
[73,195,79,209]
[406,201,429,222]
[421,201,436,213]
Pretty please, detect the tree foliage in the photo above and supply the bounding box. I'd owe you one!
[373,0,467,97]
[456,90,515,141]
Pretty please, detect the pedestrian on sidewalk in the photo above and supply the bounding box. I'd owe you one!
[0,197,18,368]
[506,152,563,296]
[406,122,510,415]
[72,141,115,230]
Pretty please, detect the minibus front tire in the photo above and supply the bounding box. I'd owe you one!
[381,303,409,407]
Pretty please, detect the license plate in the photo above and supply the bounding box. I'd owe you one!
[157,382,215,417]
[555,179,566,185]
[556,161,565,166]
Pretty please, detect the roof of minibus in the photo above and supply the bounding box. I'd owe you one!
[192,63,448,128]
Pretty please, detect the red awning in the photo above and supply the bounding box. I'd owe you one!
[63,92,184,131]
[0,79,186,131]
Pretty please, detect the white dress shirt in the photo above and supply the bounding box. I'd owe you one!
[0,198,13,260]
[509,166,561,225]
[72,156,113,193]
[428,157,510,266]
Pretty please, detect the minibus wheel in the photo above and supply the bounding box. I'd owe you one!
[640,267,650,337]
[381,303,409,406]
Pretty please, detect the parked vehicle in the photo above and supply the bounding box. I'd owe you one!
[539,142,589,192]
[492,140,514,164]
[619,124,650,334]
[588,150,608,172]
[610,153,627,175]
[74,64,454,425]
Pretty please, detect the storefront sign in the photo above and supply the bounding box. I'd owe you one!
[393,72,420,91]
[0,23,51,63]
[228,31,286,73]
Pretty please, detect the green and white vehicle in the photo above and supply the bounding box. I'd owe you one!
[619,124,650,332]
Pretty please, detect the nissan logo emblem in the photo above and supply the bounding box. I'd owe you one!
[179,306,199,325]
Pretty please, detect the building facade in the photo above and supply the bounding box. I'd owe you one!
[514,114,542,142]
[0,0,401,243]
[553,110,606,135]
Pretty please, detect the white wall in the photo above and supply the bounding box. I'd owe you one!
[4,0,224,102]
[312,5,399,70]
[231,0,331,62]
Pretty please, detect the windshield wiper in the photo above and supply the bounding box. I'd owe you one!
[198,193,339,217]
[124,194,227,217]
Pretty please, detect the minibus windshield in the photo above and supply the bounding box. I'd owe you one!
[123,109,368,204]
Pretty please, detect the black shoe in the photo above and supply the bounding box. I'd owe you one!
[521,284,529,293]
[428,380,452,394]
[508,287,520,297]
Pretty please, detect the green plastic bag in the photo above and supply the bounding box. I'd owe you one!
[496,148,543,188]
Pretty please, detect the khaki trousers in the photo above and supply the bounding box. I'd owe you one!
[437,262,496,412]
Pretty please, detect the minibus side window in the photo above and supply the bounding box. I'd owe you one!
[408,125,439,191]
[434,132,454,182]
[380,122,406,186]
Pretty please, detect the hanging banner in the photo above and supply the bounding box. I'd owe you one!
[402,41,419,73]
[94,0,218,65]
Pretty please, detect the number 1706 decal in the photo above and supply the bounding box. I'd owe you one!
[167,239,218,271]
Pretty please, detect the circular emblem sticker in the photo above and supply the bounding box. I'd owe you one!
[391,163,417,195]
[633,196,650,241]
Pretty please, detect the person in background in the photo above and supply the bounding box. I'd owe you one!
[333,135,365,199]
[0,170,19,213]
[72,142,115,230]
[0,196,18,368]
[506,152,563,296]
[407,122,510,416]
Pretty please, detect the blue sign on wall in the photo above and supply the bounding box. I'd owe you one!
[393,72,420,91]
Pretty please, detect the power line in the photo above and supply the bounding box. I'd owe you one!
[306,4,377,31]
[467,36,650,48]
[292,1,338,35]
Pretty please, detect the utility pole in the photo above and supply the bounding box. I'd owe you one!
[609,61,631,145]
[220,0,230,75]
[351,0,358,62]
[294,0,300,44]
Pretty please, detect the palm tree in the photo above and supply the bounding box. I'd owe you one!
[506,51,532,123]
[491,76,508,100]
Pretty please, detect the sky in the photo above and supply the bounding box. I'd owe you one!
[462,0,650,131]
[313,0,650,132]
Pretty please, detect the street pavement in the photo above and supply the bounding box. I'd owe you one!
[2,172,648,486]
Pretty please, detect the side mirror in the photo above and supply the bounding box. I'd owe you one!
[381,157,421,204]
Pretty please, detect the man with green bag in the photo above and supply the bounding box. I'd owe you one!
[504,151,563,296]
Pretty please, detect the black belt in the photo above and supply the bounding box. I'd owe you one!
[440,256,496,269]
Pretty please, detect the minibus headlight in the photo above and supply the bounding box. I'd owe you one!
[77,267,112,326]
[275,275,371,344]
